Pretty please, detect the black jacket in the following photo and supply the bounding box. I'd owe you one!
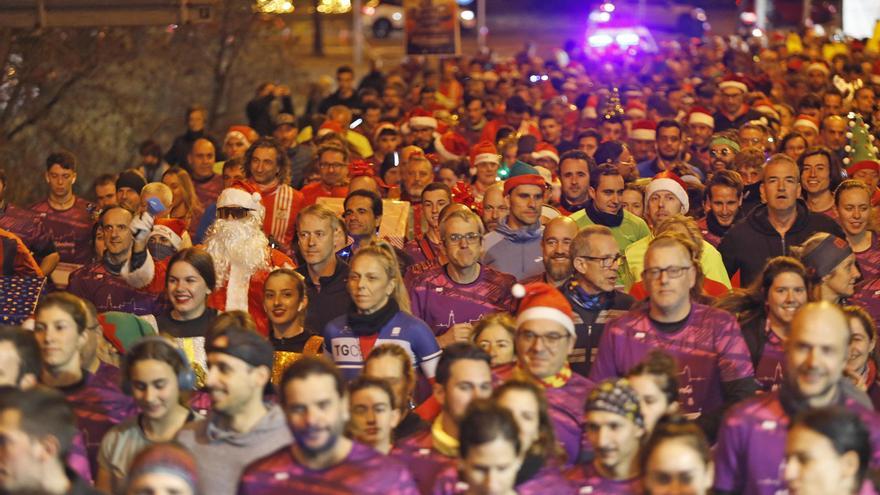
[561,284,634,377]
[718,200,845,287]
[296,257,350,335]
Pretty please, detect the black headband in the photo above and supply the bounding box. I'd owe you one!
[802,235,853,279]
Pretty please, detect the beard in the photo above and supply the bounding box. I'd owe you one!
[204,215,270,286]
[546,256,573,282]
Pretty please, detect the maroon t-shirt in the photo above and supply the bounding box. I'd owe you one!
[30,198,94,264]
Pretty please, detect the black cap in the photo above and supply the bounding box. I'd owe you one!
[206,326,274,371]
[274,113,297,129]
[116,171,147,194]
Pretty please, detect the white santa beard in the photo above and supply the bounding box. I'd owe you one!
[204,216,270,291]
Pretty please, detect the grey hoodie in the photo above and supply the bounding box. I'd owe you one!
[176,403,293,495]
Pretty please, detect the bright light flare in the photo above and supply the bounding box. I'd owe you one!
[616,32,639,46]
[254,0,295,13]
[362,6,375,15]
[740,11,757,24]
[460,10,475,21]
[588,33,613,47]
[600,3,615,12]
[751,28,763,37]
[589,11,611,23]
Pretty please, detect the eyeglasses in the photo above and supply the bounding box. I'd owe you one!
[516,330,570,347]
[577,253,624,268]
[319,162,347,170]
[217,207,250,220]
[643,265,692,280]
[446,232,481,244]
[710,148,733,158]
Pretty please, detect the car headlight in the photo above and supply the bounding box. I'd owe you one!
[392,12,402,21]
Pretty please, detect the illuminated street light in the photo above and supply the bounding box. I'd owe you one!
[254,0,294,14]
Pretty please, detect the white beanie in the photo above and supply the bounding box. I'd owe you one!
[645,178,689,213]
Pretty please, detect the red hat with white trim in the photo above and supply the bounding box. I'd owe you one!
[793,114,820,133]
[409,109,438,129]
[317,120,344,137]
[216,180,264,220]
[718,74,750,93]
[630,120,657,141]
[625,101,647,120]
[687,107,714,128]
[150,218,187,250]
[806,61,830,76]
[470,141,501,166]
[531,142,560,164]
[512,282,575,336]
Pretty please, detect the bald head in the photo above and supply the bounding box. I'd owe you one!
[822,115,848,150]
[785,302,850,407]
[543,216,578,284]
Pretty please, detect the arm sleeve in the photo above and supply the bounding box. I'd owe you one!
[12,235,42,277]
[718,234,739,280]
[713,410,747,493]
[412,323,442,380]
[589,321,619,382]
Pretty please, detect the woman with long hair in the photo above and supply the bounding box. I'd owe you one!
[715,257,808,392]
[262,268,323,384]
[154,247,217,387]
[843,306,880,409]
[363,343,427,441]
[794,232,860,305]
[835,179,880,283]
[323,241,441,383]
[97,337,202,494]
[471,313,516,368]
[162,166,203,237]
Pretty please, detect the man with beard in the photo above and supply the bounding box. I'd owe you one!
[407,208,515,347]
[562,226,634,376]
[300,145,350,206]
[697,170,744,247]
[708,133,740,175]
[638,120,703,180]
[628,120,657,165]
[68,206,162,315]
[124,181,293,335]
[244,137,304,254]
[714,302,880,495]
[521,216,577,287]
[177,323,292,495]
[719,154,845,287]
[686,108,715,173]
[407,111,439,154]
[483,162,546,281]
[395,343,493,493]
[557,150,593,215]
[238,357,419,494]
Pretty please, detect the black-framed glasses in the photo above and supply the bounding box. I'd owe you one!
[217,207,250,220]
[577,253,624,268]
[446,232,481,244]
[516,330,570,347]
[710,148,733,158]
[643,265,692,280]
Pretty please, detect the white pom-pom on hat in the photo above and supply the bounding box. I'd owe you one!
[511,283,526,299]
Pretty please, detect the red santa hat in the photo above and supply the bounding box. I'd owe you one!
[646,172,689,213]
[409,109,438,130]
[718,74,750,94]
[317,120,345,137]
[511,282,575,336]
[150,218,186,249]
[752,99,780,121]
[793,114,820,133]
[531,142,560,164]
[687,107,714,129]
[373,122,399,141]
[435,131,469,161]
[625,101,647,120]
[630,120,657,141]
[226,125,259,143]
[470,141,501,166]
[216,180,264,220]
[847,160,880,175]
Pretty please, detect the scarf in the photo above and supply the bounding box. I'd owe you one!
[585,200,624,227]
[559,195,588,215]
[706,210,737,238]
[431,416,459,458]
[513,363,573,389]
[567,279,611,311]
[347,298,399,337]
[494,216,543,243]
